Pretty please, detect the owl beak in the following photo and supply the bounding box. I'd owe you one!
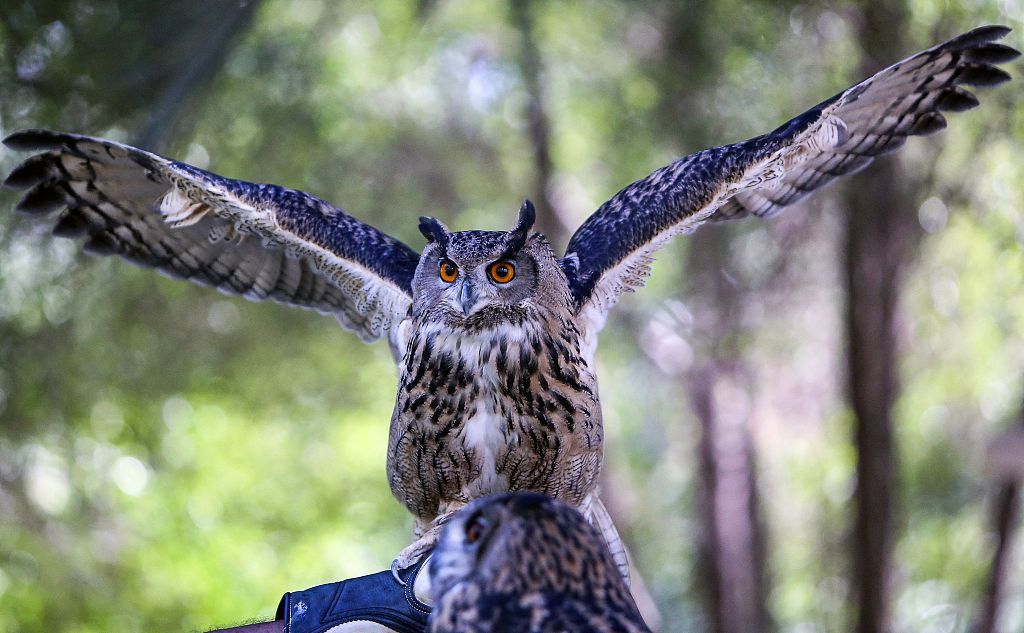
[459,279,480,316]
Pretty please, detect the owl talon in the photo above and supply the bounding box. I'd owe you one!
[394,523,446,576]
[390,558,406,586]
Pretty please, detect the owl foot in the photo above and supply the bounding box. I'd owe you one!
[392,521,448,583]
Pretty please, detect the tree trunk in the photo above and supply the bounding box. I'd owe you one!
[972,399,1024,633]
[843,3,914,632]
[687,229,771,633]
[654,3,772,630]
[973,481,1022,633]
[509,0,571,248]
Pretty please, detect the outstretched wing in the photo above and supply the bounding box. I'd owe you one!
[562,25,1018,331]
[3,130,421,348]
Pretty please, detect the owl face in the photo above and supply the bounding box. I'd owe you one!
[429,492,548,599]
[429,492,623,601]
[427,493,504,598]
[411,202,569,330]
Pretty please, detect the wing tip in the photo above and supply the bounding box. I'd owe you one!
[965,42,1022,65]
[935,86,980,112]
[955,58,1014,87]
[948,25,1013,50]
[3,156,50,191]
[14,183,66,215]
[972,24,1011,39]
[82,232,120,257]
[909,111,948,136]
[51,212,90,238]
[3,129,70,151]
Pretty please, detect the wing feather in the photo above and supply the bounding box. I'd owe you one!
[3,130,421,348]
[563,25,1018,330]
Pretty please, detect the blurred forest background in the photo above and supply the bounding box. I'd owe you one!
[0,1,1022,632]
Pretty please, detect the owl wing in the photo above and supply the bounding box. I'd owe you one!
[3,130,420,349]
[562,25,1018,331]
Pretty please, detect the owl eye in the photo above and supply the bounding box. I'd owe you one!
[465,514,489,545]
[487,260,516,284]
[439,259,459,283]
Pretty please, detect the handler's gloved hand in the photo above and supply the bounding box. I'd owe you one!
[277,556,431,633]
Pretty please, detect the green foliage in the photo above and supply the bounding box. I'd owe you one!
[0,1,1021,631]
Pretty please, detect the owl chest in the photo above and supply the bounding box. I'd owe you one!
[390,325,602,508]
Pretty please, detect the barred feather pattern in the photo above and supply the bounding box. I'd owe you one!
[388,307,603,526]
[429,493,651,633]
[563,25,1019,331]
[3,130,420,347]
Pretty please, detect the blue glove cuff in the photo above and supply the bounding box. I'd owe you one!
[277,558,430,633]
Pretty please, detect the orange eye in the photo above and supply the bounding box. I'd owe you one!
[439,259,459,283]
[465,515,488,544]
[488,260,516,284]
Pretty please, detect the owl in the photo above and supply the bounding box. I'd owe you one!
[428,492,651,633]
[3,26,1018,577]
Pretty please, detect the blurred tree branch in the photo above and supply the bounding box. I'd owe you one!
[136,0,262,151]
[1,1,260,146]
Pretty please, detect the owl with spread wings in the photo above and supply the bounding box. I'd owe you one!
[3,26,1019,577]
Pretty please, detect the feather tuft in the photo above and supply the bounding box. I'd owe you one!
[504,200,536,254]
[418,216,451,249]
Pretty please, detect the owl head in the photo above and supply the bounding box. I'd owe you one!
[411,201,569,329]
[429,492,636,610]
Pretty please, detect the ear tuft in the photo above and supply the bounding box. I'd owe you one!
[419,216,450,248]
[506,200,536,253]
